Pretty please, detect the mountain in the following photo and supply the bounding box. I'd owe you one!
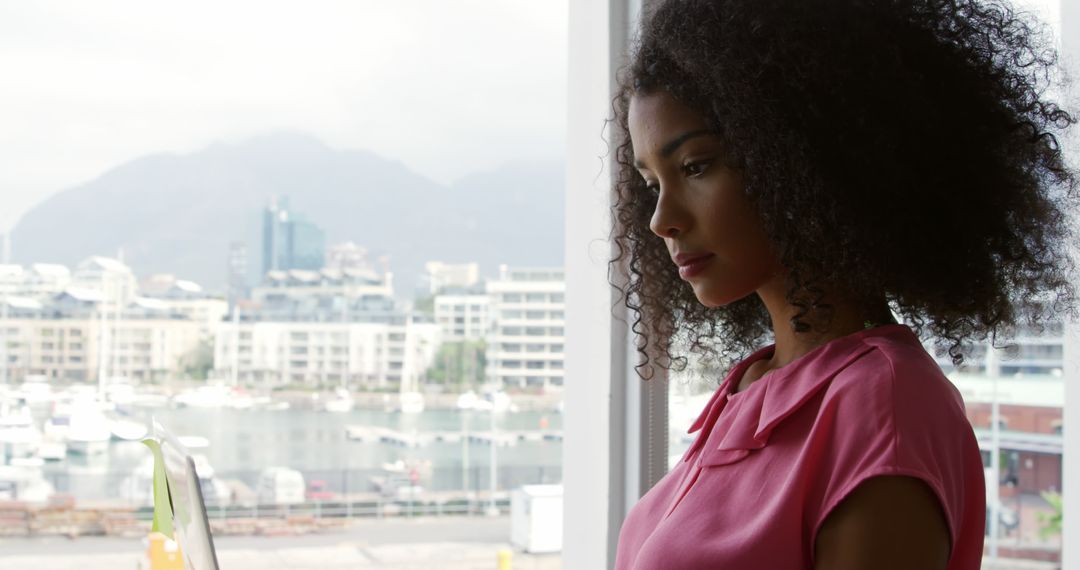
[10,133,565,297]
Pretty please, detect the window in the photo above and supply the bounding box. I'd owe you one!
[6,2,569,567]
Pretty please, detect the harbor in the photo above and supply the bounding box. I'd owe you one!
[0,380,564,527]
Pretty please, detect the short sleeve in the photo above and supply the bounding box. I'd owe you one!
[806,345,976,563]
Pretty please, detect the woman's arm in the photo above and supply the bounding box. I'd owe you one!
[814,476,951,570]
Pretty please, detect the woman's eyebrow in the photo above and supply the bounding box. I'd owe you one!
[660,129,715,157]
[634,129,717,168]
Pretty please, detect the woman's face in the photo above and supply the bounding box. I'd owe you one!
[628,91,782,308]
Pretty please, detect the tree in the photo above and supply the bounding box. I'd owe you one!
[179,337,214,380]
[414,295,435,316]
[1038,490,1062,539]
[426,340,486,390]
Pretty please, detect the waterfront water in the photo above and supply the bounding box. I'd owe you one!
[40,406,563,503]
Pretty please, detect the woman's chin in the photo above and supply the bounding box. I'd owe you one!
[692,284,752,309]
[692,289,727,309]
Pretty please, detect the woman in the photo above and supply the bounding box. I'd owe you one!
[610,0,1075,568]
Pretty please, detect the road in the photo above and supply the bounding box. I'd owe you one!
[0,516,563,570]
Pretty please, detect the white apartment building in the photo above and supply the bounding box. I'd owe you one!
[1,308,203,383]
[421,262,480,295]
[485,265,565,391]
[213,316,440,390]
[253,268,394,312]
[71,256,138,309]
[0,261,221,385]
[0,265,21,296]
[215,265,438,389]
[0,263,72,299]
[434,293,491,341]
[930,321,1065,377]
[155,297,229,337]
[138,274,229,337]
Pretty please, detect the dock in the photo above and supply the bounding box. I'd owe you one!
[344,425,563,447]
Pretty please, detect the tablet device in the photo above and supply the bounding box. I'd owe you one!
[155,420,221,570]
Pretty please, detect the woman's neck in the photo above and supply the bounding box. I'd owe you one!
[746,277,893,388]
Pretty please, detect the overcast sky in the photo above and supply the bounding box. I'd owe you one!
[0,1,568,231]
[0,0,1065,235]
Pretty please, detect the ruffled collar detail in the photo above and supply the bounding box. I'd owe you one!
[682,324,916,467]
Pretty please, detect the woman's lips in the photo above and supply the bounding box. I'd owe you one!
[677,254,714,279]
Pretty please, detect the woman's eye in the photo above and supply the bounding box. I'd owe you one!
[683,160,710,177]
[644,181,660,195]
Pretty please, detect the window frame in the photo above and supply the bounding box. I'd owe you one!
[563,1,668,568]
[1060,1,1079,566]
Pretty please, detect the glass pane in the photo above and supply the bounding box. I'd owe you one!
[0,2,567,568]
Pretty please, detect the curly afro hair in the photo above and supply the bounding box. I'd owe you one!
[609,0,1078,380]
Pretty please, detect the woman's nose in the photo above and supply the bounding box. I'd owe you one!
[649,187,687,238]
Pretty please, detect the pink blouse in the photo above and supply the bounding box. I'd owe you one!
[615,324,986,569]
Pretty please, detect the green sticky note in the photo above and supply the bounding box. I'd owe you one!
[141,438,174,537]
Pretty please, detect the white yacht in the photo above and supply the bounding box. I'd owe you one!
[471,390,513,413]
[399,391,426,414]
[456,391,479,410]
[323,388,355,413]
[66,400,112,456]
[35,438,66,461]
[16,380,56,407]
[173,383,254,409]
[109,416,149,441]
[0,401,42,463]
[0,462,55,503]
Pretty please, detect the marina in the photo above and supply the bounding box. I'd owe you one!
[0,381,565,514]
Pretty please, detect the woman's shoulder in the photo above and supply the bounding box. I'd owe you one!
[808,328,984,556]
[824,328,969,424]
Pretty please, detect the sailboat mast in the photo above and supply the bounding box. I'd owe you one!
[0,230,9,385]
